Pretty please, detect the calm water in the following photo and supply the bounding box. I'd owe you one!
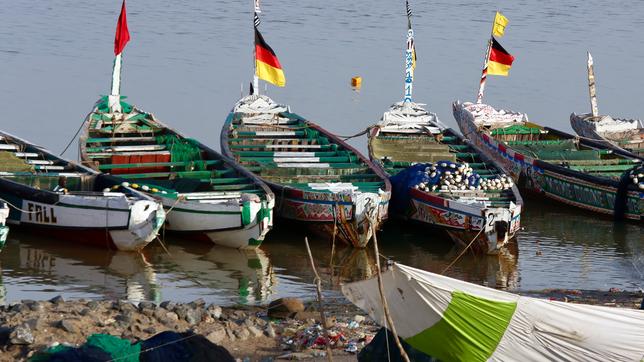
[1,198,641,305]
[0,1,642,303]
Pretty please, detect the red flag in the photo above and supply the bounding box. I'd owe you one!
[114,0,130,56]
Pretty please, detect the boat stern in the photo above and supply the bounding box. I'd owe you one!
[481,203,520,254]
[111,199,165,251]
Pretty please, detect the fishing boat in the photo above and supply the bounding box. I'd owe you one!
[570,53,644,156]
[0,201,8,250]
[342,262,644,361]
[223,95,391,248]
[453,101,643,221]
[454,13,642,221]
[78,1,274,249]
[220,4,390,248]
[367,2,521,254]
[0,131,164,251]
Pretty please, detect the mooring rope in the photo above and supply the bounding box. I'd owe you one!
[60,113,90,156]
[336,128,369,141]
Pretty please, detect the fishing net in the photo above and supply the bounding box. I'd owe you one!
[155,135,206,170]
[0,152,34,172]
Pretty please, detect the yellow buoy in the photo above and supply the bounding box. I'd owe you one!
[351,76,362,88]
[131,183,139,189]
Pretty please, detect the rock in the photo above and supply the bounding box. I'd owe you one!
[0,326,12,346]
[293,311,318,321]
[59,319,79,334]
[206,327,227,344]
[233,328,250,341]
[160,301,176,311]
[354,315,366,323]
[174,305,188,320]
[49,295,64,305]
[115,312,132,324]
[265,323,276,338]
[267,298,304,319]
[24,318,41,330]
[207,304,222,319]
[160,312,179,326]
[225,328,236,341]
[117,300,136,313]
[10,303,29,314]
[10,325,34,345]
[143,327,156,334]
[98,318,115,327]
[87,301,99,310]
[248,326,263,338]
[138,301,156,312]
[24,300,44,312]
[79,308,91,316]
[189,298,206,308]
[185,308,203,325]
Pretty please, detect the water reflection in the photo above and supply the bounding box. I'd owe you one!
[0,199,640,305]
[1,231,159,302]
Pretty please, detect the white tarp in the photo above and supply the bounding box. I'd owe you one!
[342,263,644,361]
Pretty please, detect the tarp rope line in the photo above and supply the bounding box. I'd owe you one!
[106,332,202,362]
[60,113,90,156]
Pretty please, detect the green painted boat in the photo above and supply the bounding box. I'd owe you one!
[221,95,391,248]
[79,96,275,249]
[454,101,643,222]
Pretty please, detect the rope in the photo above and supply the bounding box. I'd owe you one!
[336,128,369,141]
[107,332,202,362]
[440,227,486,275]
[60,113,89,156]
[2,198,46,213]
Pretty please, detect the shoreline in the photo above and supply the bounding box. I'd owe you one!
[0,289,641,361]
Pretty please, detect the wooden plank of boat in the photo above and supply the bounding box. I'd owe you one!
[86,136,157,143]
[0,144,18,150]
[86,144,166,153]
[14,152,39,158]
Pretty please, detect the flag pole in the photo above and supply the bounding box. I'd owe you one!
[403,0,414,104]
[252,1,260,95]
[587,52,599,118]
[109,53,123,113]
[476,12,497,104]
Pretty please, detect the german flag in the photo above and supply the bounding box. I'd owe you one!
[255,27,286,87]
[487,37,514,76]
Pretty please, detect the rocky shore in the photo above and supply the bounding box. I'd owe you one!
[0,289,641,361]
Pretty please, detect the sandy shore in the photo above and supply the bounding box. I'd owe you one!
[0,289,641,361]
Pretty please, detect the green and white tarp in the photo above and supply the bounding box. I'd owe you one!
[342,263,644,361]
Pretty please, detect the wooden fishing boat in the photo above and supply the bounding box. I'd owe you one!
[369,103,522,254]
[570,53,644,156]
[78,2,274,249]
[342,262,644,361]
[79,96,275,249]
[453,101,643,222]
[367,4,521,254]
[0,131,165,251]
[222,94,391,248]
[221,6,390,248]
[0,200,8,250]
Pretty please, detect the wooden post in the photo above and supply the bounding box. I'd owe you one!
[371,225,410,362]
[587,52,599,118]
[304,237,334,362]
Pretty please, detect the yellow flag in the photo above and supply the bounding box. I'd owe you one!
[492,11,509,37]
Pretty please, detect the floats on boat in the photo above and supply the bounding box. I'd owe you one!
[570,53,644,157]
[0,131,164,251]
[342,262,644,361]
[369,103,522,254]
[79,97,274,249]
[0,200,8,250]
[367,4,521,254]
[222,95,391,248]
[453,101,643,222]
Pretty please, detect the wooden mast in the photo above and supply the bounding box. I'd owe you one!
[252,0,260,95]
[587,52,599,118]
[403,0,415,104]
[475,12,498,104]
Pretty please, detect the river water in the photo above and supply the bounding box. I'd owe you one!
[0,1,642,304]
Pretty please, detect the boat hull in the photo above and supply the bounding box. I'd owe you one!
[0,204,8,250]
[0,190,164,251]
[162,196,273,249]
[454,102,642,222]
[272,185,389,248]
[406,188,520,254]
[570,113,644,157]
